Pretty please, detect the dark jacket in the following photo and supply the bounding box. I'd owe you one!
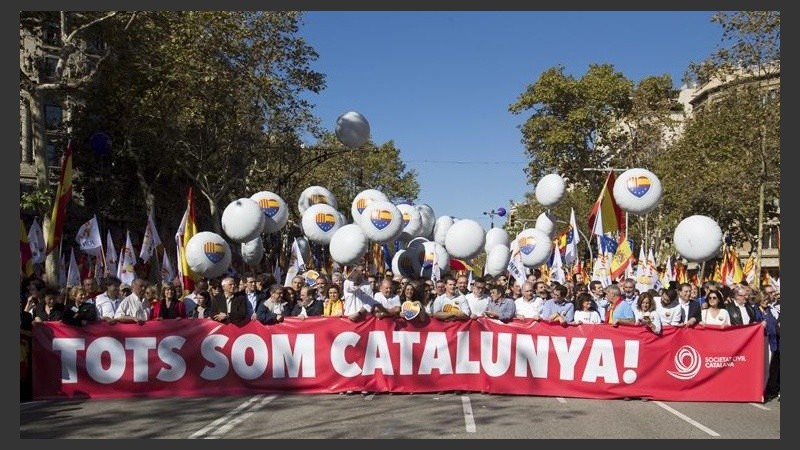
[61,300,98,326]
[210,292,248,324]
[725,301,757,326]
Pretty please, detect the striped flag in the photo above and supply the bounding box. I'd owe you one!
[610,234,633,281]
[175,187,198,293]
[587,171,625,236]
[46,141,73,254]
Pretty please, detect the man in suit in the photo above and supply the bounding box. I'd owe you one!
[211,276,248,325]
[676,283,702,327]
[726,285,757,325]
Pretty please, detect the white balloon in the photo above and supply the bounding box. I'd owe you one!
[358,201,404,243]
[329,224,369,265]
[516,228,553,268]
[673,215,723,262]
[614,168,663,215]
[484,227,510,254]
[221,198,266,243]
[433,215,454,246]
[416,204,436,239]
[241,237,264,266]
[250,191,289,234]
[444,219,486,260]
[486,244,511,276]
[391,249,416,279]
[186,232,232,279]
[301,203,342,245]
[396,203,424,237]
[351,189,389,225]
[336,111,371,149]
[535,212,557,239]
[297,186,338,216]
[535,173,566,207]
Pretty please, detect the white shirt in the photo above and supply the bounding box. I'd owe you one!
[514,296,543,319]
[113,293,148,322]
[343,279,376,314]
[573,310,602,324]
[95,292,121,319]
[737,303,751,324]
[465,293,490,316]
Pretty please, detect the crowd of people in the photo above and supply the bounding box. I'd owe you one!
[19,267,779,402]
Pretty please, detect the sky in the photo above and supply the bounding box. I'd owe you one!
[298,11,724,230]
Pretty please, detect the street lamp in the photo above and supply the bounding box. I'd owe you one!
[482,207,506,228]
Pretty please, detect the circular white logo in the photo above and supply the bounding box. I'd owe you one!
[666,345,702,380]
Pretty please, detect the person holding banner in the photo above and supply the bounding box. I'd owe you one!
[483,285,516,322]
[541,284,575,324]
[634,291,662,334]
[603,284,635,327]
[211,277,248,325]
[432,276,471,321]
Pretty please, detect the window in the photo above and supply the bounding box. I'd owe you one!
[45,104,62,129]
[43,24,60,46]
[762,225,780,250]
[42,56,59,78]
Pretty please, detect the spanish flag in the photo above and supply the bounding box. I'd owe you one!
[175,187,198,293]
[610,234,633,281]
[45,141,73,254]
[587,171,625,235]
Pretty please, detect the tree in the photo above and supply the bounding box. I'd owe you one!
[508,64,633,193]
[72,11,326,238]
[20,11,138,284]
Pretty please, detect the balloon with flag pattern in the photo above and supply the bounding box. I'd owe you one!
[186,231,231,278]
[298,185,338,216]
[351,188,388,225]
[516,228,553,268]
[250,191,289,234]
[358,200,404,243]
[613,168,663,214]
[301,203,342,245]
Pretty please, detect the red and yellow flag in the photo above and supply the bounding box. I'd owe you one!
[175,187,198,293]
[45,141,73,254]
[587,171,625,235]
[20,218,33,276]
[610,234,633,281]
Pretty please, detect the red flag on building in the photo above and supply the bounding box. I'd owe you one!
[46,141,73,254]
[587,171,625,235]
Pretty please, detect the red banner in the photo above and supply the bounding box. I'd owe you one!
[32,318,765,402]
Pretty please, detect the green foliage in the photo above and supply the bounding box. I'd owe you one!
[20,189,52,216]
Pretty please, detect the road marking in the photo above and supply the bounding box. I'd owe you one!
[749,402,770,411]
[556,397,567,404]
[206,394,277,438]
[363,393,375,401]
[189,394,269,439]
[461,395,476,433]
[653,401,720,437]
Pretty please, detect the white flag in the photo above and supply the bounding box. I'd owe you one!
[550,240,566,284]
[105,231,118,276]
[292,238,306,272]
[75,215,103,257]
[160,250,176,284]
[661,256,674,287]
[58,252,67,288]
[507,238,526,286]
[117,230,137,285]
[272,259,284,286]
[564,208,579,265]
[139,209,162,261]
[28,218,46,264]
[67,248,81,287]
